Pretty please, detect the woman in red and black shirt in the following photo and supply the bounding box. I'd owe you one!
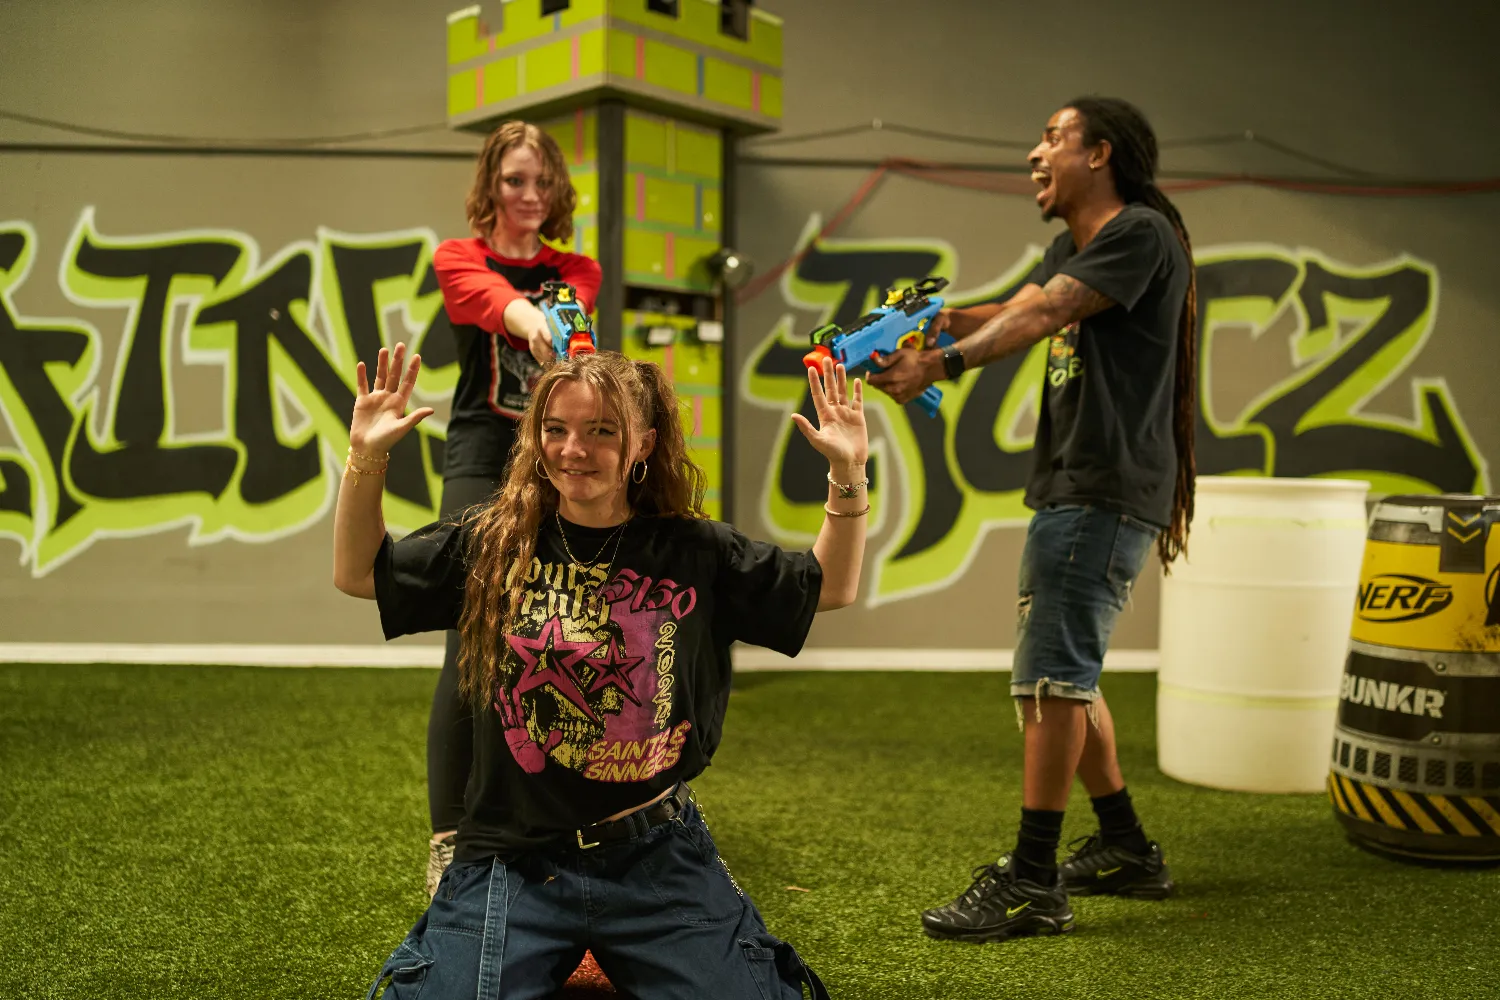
[426,121,601,893]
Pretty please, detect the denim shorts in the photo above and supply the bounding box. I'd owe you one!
[1011,503,1159,710]
[366,796,827,1000]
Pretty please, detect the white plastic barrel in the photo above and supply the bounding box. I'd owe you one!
[1157,476,1370,793]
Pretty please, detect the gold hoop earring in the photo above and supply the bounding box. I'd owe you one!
[535,457,548,480]
[631,460,648,484]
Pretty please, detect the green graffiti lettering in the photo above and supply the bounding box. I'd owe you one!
[61,211,243,508]
[0,210,452,575]
[1194,247,1484,495]
[747,226,1490,606]
[0,222,94,563]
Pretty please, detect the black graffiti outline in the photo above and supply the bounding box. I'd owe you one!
[0,211,460,575]
[747,234,1488,604]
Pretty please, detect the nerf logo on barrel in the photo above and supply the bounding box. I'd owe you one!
[1340,674,1445,719]
[1355,574,1454,623]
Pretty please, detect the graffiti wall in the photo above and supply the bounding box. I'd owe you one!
[725,162,1498,652]
[2,192,1493,652]
[3,0,1497,652]
[0,211,459,577]
[741,222,1488,608]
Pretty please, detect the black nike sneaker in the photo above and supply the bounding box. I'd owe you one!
[1058,834,1175,899]
[920,855,1075,943]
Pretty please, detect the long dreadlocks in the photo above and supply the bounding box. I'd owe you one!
[1067,96,1198,569]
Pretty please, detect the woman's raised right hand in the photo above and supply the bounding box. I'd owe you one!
[350,341,435,457]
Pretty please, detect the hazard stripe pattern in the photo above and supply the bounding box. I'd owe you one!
[1327,774,1500,836]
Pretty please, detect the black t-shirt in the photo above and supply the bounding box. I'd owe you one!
[1024,204,1190,529]
[373,512,822,861]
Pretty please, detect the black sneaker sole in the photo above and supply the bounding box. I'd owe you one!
[1062,871,1175,900]
[922,911,1076,943]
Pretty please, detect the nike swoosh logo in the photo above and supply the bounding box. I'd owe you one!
[1096,867,1122,878]
[1006,902,1031,918]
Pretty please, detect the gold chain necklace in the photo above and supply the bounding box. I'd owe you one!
[555,511,630,595]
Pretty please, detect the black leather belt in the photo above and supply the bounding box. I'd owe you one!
[571,783,692,850]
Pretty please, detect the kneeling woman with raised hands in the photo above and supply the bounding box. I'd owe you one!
[334,344,867,999]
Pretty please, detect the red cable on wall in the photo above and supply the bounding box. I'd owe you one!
[736,157,1500,305]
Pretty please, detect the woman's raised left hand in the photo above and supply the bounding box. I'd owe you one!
[790,356,868,470]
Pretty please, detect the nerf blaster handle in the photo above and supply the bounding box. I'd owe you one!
[539,281,597,360]
[801,276,955,417]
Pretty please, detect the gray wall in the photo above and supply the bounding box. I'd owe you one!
[1,0,1495,651]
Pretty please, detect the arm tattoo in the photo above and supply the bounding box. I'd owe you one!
[1039,273,1117,325]
[955,274,1117,369]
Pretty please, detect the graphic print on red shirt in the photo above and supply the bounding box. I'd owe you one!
[433,238,602,421]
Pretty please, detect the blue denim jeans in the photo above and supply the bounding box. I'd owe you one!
[1011,503,1158,718]
[366,796,828,1000]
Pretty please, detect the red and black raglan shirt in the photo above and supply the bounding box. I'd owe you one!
[433,238,602,479]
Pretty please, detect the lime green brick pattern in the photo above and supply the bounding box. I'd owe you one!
[448,0,608,62]
[606,0,782,69]
[446,9,491,65]
[759,73,783,119]
[602,28,777,116]
[483,56,520,106]
[537,109,601,263]
[448,68,478,118]
[702,57,752,110]
[623,316,723,519]
[448,23,610,118]
[623,110,721,291]
[445,3,781,129]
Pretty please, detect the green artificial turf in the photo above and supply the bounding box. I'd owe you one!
[2,664,1496,999]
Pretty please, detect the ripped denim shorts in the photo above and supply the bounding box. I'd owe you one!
[1011,503,1159,720]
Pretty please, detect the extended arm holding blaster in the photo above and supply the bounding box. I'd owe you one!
[801,277,956,417]
[868,274,1109,405]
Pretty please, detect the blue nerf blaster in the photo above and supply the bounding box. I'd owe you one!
[539,280,597,359]
[801,276,955,417]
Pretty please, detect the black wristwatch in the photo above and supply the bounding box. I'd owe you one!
[940,344,966,381]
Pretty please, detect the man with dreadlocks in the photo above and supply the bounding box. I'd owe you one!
[868,96,1198,942]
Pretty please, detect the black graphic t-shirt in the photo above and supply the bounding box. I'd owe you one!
[1024,204,1190,529]
[373,513,822,861]
[433,238,602,479]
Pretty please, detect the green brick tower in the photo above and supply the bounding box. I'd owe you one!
[444,0,784,521]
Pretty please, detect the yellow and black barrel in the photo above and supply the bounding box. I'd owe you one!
[1328,492,1500,863]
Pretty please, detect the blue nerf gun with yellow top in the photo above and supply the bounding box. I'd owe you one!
[801,276,954,417]
[539,280,597,359]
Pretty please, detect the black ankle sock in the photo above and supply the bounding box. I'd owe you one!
[1013,808,1065,886]
[1092,787,1150,854]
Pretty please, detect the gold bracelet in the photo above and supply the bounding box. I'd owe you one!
[826,470,868,499]
[344,445,388,485]
[344,461,388,486]
[824,504,871,518]
[348,446,389,467]
[347,447,389,476]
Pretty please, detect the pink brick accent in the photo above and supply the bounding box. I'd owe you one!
[635,36,646,79]
[691,395,703,436]
[752,72,761,113]
[570,36,579,79]
[635,173,647,221]
[476,64,485,107]
[664,232,675,279]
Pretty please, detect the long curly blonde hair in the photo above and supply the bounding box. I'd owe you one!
[456,353,708,703]
[465,119,578,244]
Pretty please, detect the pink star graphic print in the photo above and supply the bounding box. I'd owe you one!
[494,563,699,782]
